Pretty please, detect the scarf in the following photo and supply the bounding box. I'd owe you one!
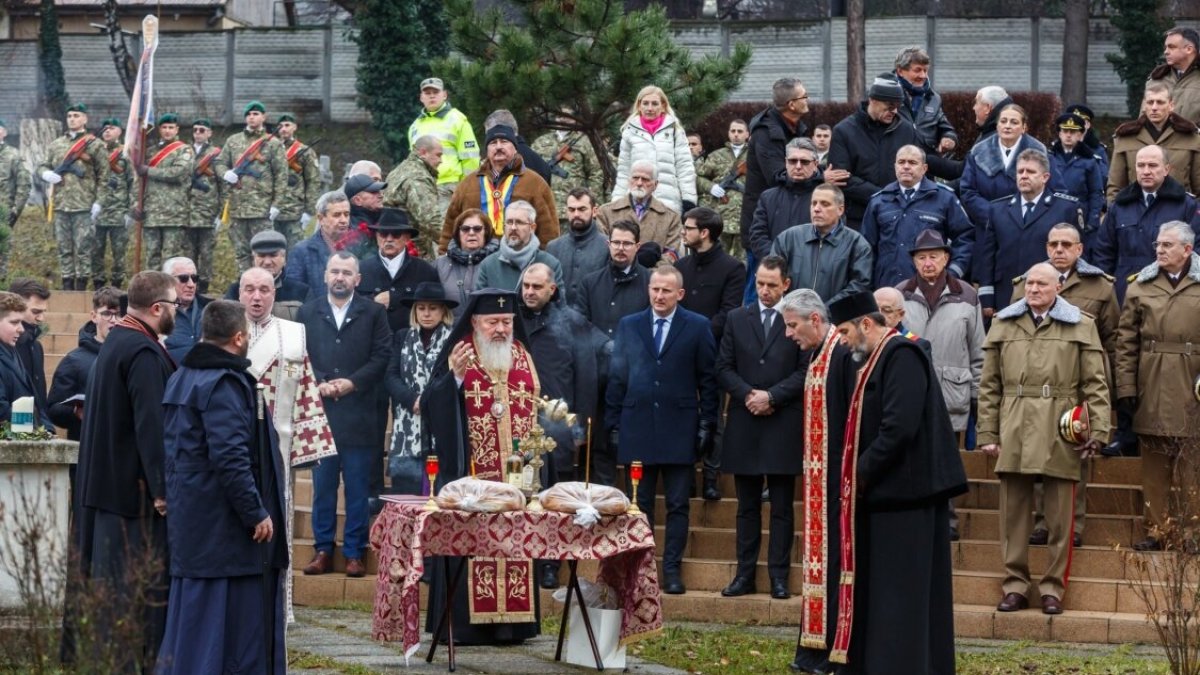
[447,237,500,266]
[917,272,948,312]
[116,314,176,367]
[897,75,930,116]
[830,330,899,665]
[498,233,540,271]
[641,115,666,136]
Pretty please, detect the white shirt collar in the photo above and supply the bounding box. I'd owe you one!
[328,294,353,328]
[380,250,405,277]
[652,307,676,324]
[1023,191,1044,207]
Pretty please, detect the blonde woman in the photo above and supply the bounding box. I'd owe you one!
[612,85,698,214]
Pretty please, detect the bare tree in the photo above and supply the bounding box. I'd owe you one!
[104,0,137,97]
[1061,0,1089,105]
[847,0,866,103]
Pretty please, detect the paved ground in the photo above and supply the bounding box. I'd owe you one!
[287,607,1167,674]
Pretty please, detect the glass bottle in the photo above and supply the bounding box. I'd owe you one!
[506,439,524,489]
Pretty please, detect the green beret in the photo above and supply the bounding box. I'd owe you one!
[277,113,296,124]
[101,117,123,129]
[66,103,88,114]
[192,117,213,129]
[0,118,7,129]
[243,100,266,116]
[157,113,179,125]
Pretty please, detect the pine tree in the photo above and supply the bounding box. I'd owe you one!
[1105,0,1172,117]
[38,0,69,120]
[353,0,449,162]
[436,0,752,191]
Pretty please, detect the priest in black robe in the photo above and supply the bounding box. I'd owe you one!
[776,288,856,674]
[825,291,967,675]
[66,271,179,671]
[419,288,540,645]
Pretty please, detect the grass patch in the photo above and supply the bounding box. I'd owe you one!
[289,649,377,674]
[614,625,1171,675]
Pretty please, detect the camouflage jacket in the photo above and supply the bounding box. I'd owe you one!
[0,143,31,224]
[383,153,442,253]
[215,128,286,220]
[188,142,223,226]
[98,141,133,227]
[696,144,747,233]
[143,139,194,228]
[37,131,108,212]
[530,131,604,221]
[278,138,320,219]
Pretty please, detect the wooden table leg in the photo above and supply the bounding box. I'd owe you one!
[426,557,467,671]
[554,559,605,670]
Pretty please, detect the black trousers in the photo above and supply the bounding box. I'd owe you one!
[637,463,692,573]
[733,474,796,580]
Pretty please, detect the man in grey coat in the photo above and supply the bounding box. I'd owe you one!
[546,188,608,305]
[475,200,564,292]
[770,184,873,306]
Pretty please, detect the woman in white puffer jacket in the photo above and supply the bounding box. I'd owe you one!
[611,85,698,214]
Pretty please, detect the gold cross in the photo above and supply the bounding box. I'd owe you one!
[465,380,489,409]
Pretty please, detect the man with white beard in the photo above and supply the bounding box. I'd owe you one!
[419,287,542,644]
[240,266,336,623]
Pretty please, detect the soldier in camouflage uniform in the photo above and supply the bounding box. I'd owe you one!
[186,118,222,294]
[136,113,194,272]
[0,118,32,282]
[37,103,108,291]
[217,100,286,271]
[531,127,604,224]
[696,119,749,260]
[275,113,320,248]
[93,118,133,290]
[383,134,443,259]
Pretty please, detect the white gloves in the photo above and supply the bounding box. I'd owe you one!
[268,206,280,221]
[41,171,62,185]
[710,184,726,199]
[212,217,221,229]
[124,214,133,228]
[300,212,312,228]
[223,170,239,185]
[90,202,102,219]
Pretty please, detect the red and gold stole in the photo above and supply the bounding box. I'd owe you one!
[478,172,519,238]
[830,330,898,665]
[800,326,840,649]
[148,140,185,167]
[459,335,540,623]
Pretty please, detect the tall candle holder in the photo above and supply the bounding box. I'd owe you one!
[424,454,440,511]
[628,461,643,515]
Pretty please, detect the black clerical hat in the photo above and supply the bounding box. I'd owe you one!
[828,291,879,325]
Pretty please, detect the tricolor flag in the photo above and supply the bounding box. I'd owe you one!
[124,15,160,163]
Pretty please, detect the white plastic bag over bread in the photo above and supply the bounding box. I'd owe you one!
[435,476,526,512]
[539,481,629,526]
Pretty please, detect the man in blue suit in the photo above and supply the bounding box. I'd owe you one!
[606,264,720,595]
[976,149,1084,317]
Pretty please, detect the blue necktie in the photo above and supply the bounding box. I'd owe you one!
[654,318,666,355]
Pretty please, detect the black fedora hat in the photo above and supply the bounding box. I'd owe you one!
[371,207,419,235]
[400,281,459,309]
[909,228,952,256]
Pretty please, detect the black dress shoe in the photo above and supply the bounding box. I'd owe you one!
[997,592,1028,612]
[1041,594,1064,615]
[949,527,960,542]
[702,481,721,501]
[721,576,755,597]
[1072,533,1082,547]
[1029,529,1049,545]
[663,573,686,595]
[539,564,560,589]
[788,662,826,674]
[1132,537,1162,551]
[770,577,790,600]
[1100,439,1137,457]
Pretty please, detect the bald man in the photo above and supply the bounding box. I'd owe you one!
[978,262,1110,615]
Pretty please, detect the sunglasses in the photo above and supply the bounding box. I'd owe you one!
[786,157,816,166]
[460,225,485,234]
[175,274,199,284]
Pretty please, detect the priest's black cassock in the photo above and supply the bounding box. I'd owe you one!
[418,289,540,645]
[838,335,967,675]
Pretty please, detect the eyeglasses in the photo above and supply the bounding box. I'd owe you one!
[155,299,184,309]
[786,157,816,166]
[175,274,199,284]
[504,219,531,226]
[459,225,485,234]
[682,225,699,232]
[1154,241,1182,250]
[98,310,120,321]
[790,95,809,102]
[609,240,637,249]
